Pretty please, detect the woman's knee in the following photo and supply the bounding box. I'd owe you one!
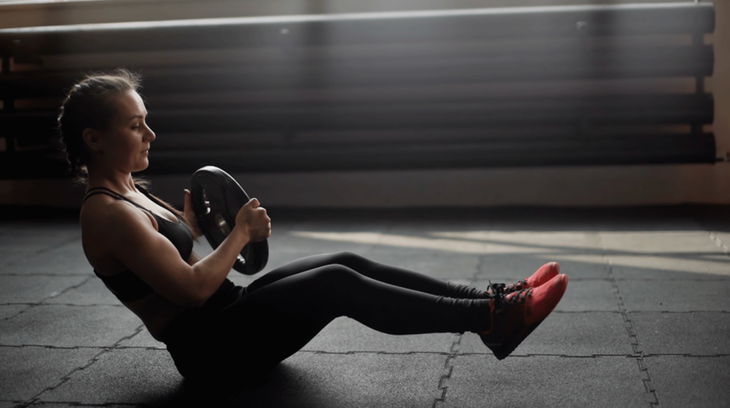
[310,264,364,290]
[328,251,369,268]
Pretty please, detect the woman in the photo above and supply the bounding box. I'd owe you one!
[59,69,568,382]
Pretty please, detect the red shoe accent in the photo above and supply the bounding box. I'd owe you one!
[523,262,560,290]
[480,274,568,360]
[488,262,560,295]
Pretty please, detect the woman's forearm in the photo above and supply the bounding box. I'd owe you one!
[189,227,249,305]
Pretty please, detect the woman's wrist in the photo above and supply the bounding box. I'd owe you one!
[228,226,251,248]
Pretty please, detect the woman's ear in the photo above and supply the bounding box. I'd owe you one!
[82,128,103,151]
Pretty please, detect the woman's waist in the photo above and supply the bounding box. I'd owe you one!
[159,279,244,343]
[124,296,185,341]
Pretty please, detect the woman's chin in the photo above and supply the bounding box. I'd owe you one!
[134,161,150,173]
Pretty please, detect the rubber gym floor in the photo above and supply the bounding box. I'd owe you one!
[1,205,730,408]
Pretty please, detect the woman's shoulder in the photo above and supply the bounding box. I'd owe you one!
[80,193,156,243]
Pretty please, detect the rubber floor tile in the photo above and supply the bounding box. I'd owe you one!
[478,254,608,280]
[37,348,183,406]
[225,352,445,408]
[117,327,167,349]
[301,316,457,353]
[0,275,88,304]
[443,355,650,408]
[617,280,730,312]
[646,356,730,408]
[458,311,633,356]
[610,263,730,280]
[607,255,730,278]
[42,277,119,306]
[0,305,140,347]
[0,346,98,402]
[2,240,87,277]
[0,304,31,320]
[632,312,730,355]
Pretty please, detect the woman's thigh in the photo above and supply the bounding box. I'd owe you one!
[247,251,464,297]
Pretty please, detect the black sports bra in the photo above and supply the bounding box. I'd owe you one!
[83,185,194,302]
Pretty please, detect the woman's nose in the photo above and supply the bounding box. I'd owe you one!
[145,123,156,142]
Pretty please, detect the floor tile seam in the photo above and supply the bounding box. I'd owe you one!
[457,352,730,358]
[643,353,730,358]
[423,234,724,256]
[474,276,730,282]
[23,347,112,408]
[22,398,139,408]
[473,276,613,281]
[554,310,623,313]
[708,232,730,257]
[0,236,82,269]
[630,310,730,314]
[298,350,453,356]
[466,248,727,257]
[0,305,32,322]
[0,324,145,351]
[19,403,138,408]
[456,352,639,358]
[433,256,482,408]
[614,277,730,281]
[0,343,167,351]
[37,276,95,304]
[0,302,125,324]
[0,344,109,350]
[22,325,149,406]
[0,273,92,277]
[599,235,660,407]
[0,302,126,308]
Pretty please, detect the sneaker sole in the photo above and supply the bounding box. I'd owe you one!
[484,320,542,360]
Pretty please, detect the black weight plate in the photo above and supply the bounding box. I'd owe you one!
[190,166,268,275]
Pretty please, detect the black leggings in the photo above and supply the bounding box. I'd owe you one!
[164,252,493,381]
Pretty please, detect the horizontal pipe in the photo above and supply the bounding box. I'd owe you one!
[143,133,718,172]
[0,45,714,99]
[2,94,714,137]
[0,3,715,56]
[0,132,716,179]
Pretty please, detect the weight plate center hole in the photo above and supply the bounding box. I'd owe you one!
[201,189,211,215]
[216,214,231,236]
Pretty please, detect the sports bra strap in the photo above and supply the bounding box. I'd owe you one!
[82,186,151,214]
[82,187,121,204]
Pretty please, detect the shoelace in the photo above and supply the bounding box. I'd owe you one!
[486,279,528,296]
[486,281,507,298]
[487,281,533,311]
[505,280,528,292]
[504,288,532,305]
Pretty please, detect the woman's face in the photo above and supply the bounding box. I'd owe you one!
[97,90,156,173]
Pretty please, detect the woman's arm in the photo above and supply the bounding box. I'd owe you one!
[182,189,204,240]
[187,250,202,266]
[89,197,269,308]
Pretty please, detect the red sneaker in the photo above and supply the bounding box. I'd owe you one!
[480,274,568,360]
[487,262,560,295]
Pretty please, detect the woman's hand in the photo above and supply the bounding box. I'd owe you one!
[183,189,204,239]
[235,198,271,243]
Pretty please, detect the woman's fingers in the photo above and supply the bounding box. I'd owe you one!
[182,189,203,238]
[234,197,271,242]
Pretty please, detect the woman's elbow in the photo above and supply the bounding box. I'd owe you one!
[178,282,211,308]
[185,294,208,309]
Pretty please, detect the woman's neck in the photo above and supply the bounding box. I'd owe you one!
[86,166,137,195]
